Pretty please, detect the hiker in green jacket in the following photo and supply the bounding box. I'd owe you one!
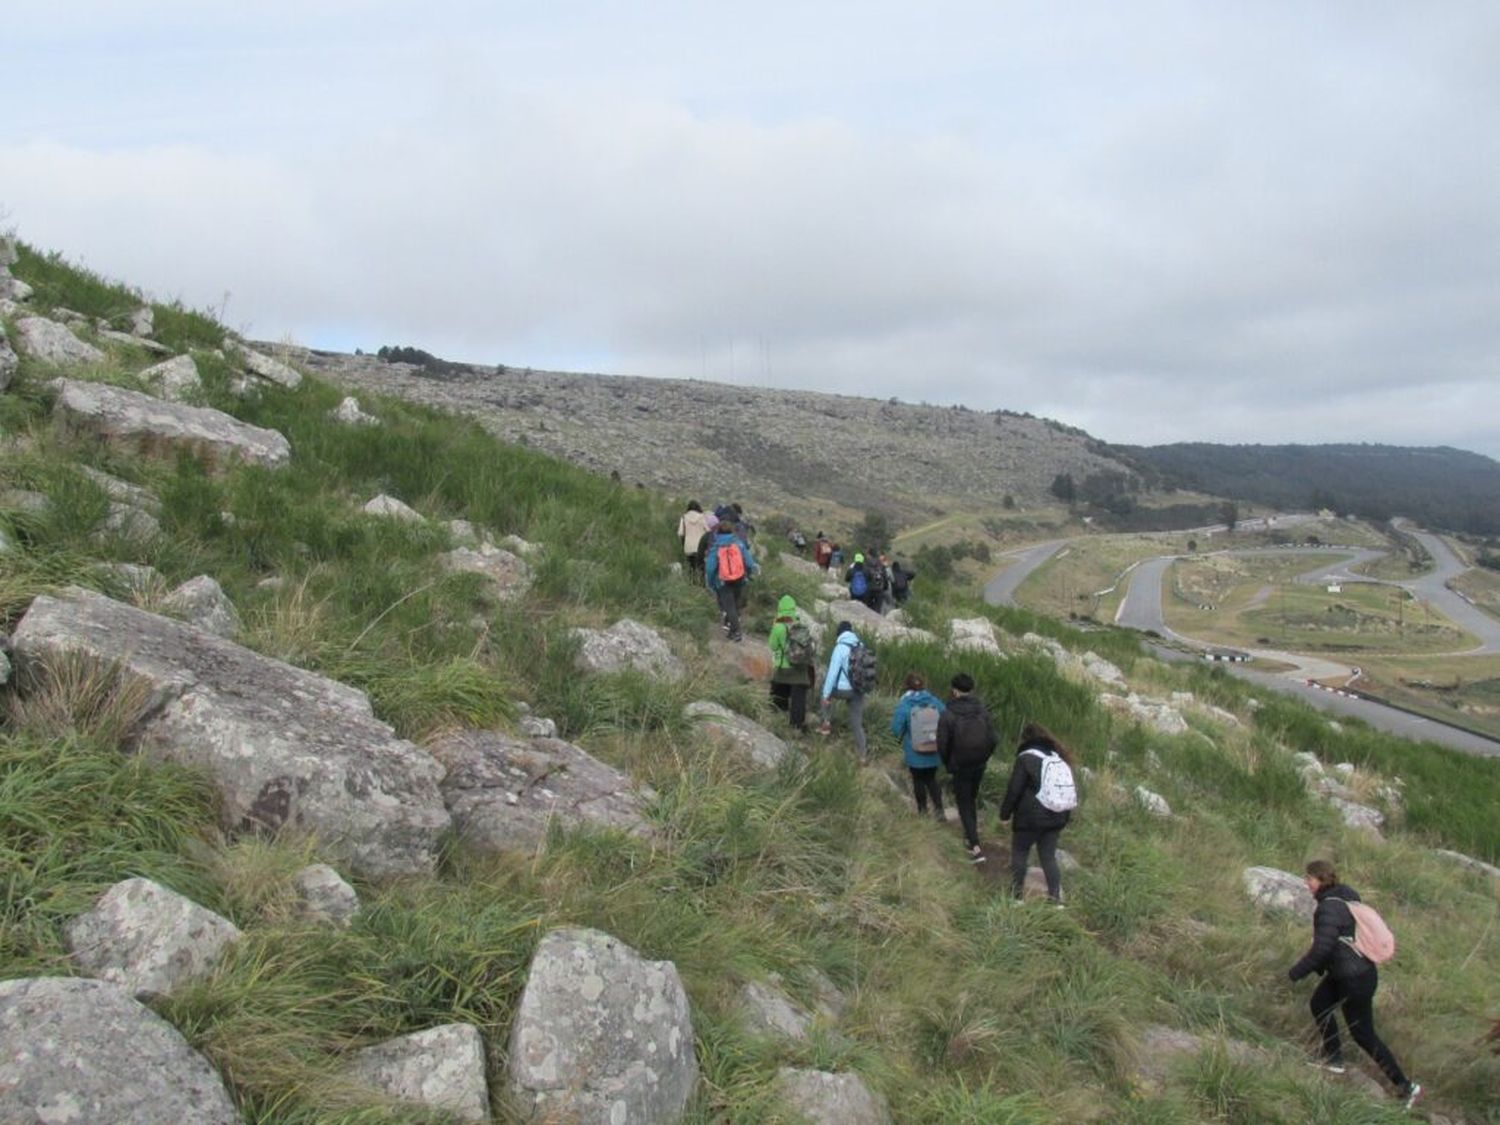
[767,595,814,732]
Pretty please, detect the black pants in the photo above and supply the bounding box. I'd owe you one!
[949,764,987,848]
[909,767,943,814]
[1310,972,1409,1088]
[716,581,745,639]
[1010,826,1063,901]
[770,680,808,730]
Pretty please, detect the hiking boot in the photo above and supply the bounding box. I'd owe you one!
[1306,1061,1346,1076]
[1400,1082,1422,1111]
[967,844,985,863]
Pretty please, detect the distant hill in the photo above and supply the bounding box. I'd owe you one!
[1115,443,1500,536]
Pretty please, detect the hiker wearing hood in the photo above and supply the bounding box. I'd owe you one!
[844,552,884,612]
[768,595,814,732]
[1288,860,1421,1109]
[677,501,711,582]
[817,622,869,761]
[936,672,998,862]
[999,722,1077,902]
[705,518,758,642]
[891,672,946,820]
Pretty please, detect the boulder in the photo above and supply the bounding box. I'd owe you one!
[1099,692,1188,736]
[706,634,774,682]
[778,551,825,578]
[161,575,240,638]
[93,561,166,601]
[79,465,162,512]
[685,701,794,769]
[428,730,654,854]
[363,493,423,522]
[347,1024,488,1123]
[775,1068,892,1125]
[1327,796,1384,835]
[51,378,291,471]
[1291,751,1323,776]
[63,877,242,999]
[0,276,32,302]
[292,863,360,927]
[0,977,239,1124]
[819,582,846,600]
[331,395,379,426]
[0,487,49,514]
[0,235,15,267]
[230,341,302,389]
[1022,631,1070,664]
[12,588,450,877]
[1081,652,1125,687]
[738,979,813,1042]
[15,315,105,366]
[1433,849,1500,880]
[1134,786,1172,818]
[948,617,1003,656]
[803,968,848,1021]
[100,501,161,542]
[139,354,201,401]
[129,306,155,337]
[438,544,533,602]
[1242,866,1316,920]
[825,598,938,644]
[508,927,698,1124]
[1133,1025,1263,1096]
[0,326,17,391]
[445,518,490,548]
[497,533,542,558]
[519,714,558,739]
[571,618,685,680]
[97,327,172,354]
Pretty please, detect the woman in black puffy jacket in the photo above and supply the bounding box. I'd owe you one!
[998,722,1074,903]
[1287,859,1421,1109]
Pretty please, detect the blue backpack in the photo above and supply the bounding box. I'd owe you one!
[850,567,869,598]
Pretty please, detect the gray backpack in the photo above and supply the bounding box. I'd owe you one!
[909,704,940,753]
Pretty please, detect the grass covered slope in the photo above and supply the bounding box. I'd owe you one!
[2,246,1498,1122]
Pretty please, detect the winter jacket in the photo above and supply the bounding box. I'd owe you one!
[999,742,1072,831]
[890,689,945,767]
[936,694,997,772]
[705,531,758,590]
[1288,884,1376,983]
[768,596,812,685]
[677,509,710,555]
[821,630,859,701]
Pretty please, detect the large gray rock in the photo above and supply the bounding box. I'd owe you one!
[738,979,813,1042]
[0,275,34,302]
[1327,796,1385,835]
[508,927,697,1124]
[0,977,239,1124]
[230,341,303,388]
[775,1068,891,1125]
[0,326,17,391]
[571,618,685,680]
[15,315,105,366]
[330,394,379,426]
[0,235,15,267]
[140,354,201,401]
[685,700,794,769]
[12,588,450,877]
[1433,849,1500,880]
[63,877,241,998]
[1081,651,1125,687]
[292,863,360,927]
[429,730,654,854]
[129,306,155,337]
[1099,692,1189,736]
[100,501,161,542]
[948,616,1003,656]
[1242,866,1316,920]
[347,1023,488,1123]
[93,561,166,601]
[51,377,291,471]
[161,574,240,638]
[779,551,825,578]
[1133,1025,1264,1096]
[79,464,162,512]
[1134,786,1172,818]
[439,544,533,602]
[825,598,937,644]
[362,493,423,522]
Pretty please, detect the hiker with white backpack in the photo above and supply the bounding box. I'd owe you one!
[890,672,946,821]
[1288,859,1422,1110]
[998,722,1078,902]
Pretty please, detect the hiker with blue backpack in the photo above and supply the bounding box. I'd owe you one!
[768,595,816,733]
[890,672,946,820]
[1289,859,1422,1110]
[845,553,884,613]
[998,722,1078,902]
[817,621,875,762]
[705,517,758,642]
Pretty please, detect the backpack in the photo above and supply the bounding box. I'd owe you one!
[865,564,887,592]
[1022,747,1078,813]
[909,704,940,754]
[1341,901,1396,964]
[784,621,815,667]
[814,540,832,565]
[891,566,909,594]
[847,643,878,694]
[849,567,869,598]
[717,541,746,582]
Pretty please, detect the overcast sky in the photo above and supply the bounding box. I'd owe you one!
[4,2,1497,456]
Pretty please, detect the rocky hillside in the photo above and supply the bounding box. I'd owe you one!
[281,345,1130,524]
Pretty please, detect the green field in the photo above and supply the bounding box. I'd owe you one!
[1353,653,1500,742]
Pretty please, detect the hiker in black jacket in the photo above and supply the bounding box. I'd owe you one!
[999,722,1075,903]
[936,673,997,862]
[1288,860,1421,1110]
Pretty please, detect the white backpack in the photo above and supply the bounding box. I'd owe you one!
[1023,748,1078,813]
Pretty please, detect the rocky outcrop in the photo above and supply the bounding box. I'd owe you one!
[775,1068,891,1125]
[1242,866,1316,920]
[161,575,240,638]
[347,1024,488,1123]
[508,927,698,1124]
[80,465,162,512]
[738,979,813,1042]
[12,588,450,877]
[571,618,685,680]
[438,544,533,602]
[1133,1025,1263,1096]
[229,340,303,389]
[292,863,360,927]
[15,315,105,366]
[0,326,17,391]
[825,598,938,644]
[51,378,291,471]
[362,493,423,522]
[129,306,154,337]
[63,877,241,998]
[1099,692,1189,736]
[778,552,825,578]
[948,616,1003,656]
[139,354,201,401]
[1134,786,1172,818]
[0,977,239,1124]
[330,395,379,426]
[429,730,654,854]
[94,561,166,601]
[1327,796,1385,835]
[1081,652,1125,687]
[1434,849,1500,880]
[685,700,794,769]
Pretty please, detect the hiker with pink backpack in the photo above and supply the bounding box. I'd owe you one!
[998,722,1078,903]
[1288,859,1422,1110]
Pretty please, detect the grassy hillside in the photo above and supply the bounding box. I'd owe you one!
[2,246,1498,1122]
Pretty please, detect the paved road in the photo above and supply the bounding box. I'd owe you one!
[1396,524,1500,653]
[983,539,1068,606]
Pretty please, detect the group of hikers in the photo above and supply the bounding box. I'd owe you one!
[675,499,1424,1111]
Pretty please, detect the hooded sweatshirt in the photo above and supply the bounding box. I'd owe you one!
[821,629,859,700]
[705,529,757,590]
[936,693,997,771]
[768,596,810,684]
[677,508,710,554]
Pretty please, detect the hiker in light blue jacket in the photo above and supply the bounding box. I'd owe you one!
[891,672,946,820]
[817,622,868,762]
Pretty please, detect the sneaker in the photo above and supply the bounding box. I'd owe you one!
[968,844,985,863]
[1306,1061,1346,1076]
[1401,1082,1422,1111]
[816,722,832,736]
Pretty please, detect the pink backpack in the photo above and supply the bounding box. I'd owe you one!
[1343,901,1396,964]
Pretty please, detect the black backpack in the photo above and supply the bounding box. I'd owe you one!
[865,564,887,592]
[847,643,878,694]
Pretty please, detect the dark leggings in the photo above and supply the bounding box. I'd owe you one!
[1010,826,1063,901]
[909,767,943,813]
[1310,972,1409,1088]
[950,765,986,848]
[769,681,808,730]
